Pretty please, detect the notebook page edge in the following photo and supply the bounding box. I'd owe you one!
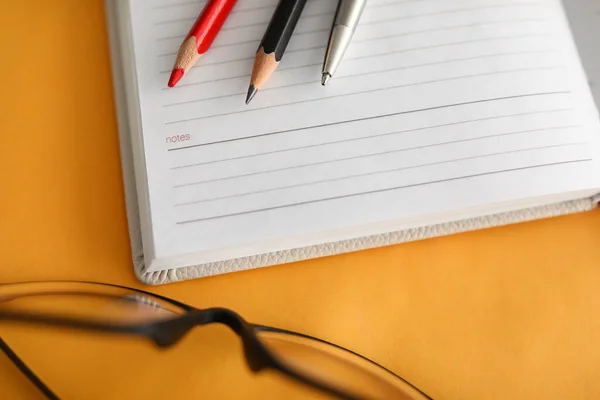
[141,196,598,284]
[559,0,600,197]
[105,0,156,278]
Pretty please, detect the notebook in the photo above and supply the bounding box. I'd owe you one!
[105,0,600,285]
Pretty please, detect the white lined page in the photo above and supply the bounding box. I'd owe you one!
[123,0,600,270]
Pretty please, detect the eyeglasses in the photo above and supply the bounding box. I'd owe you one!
[0,281,431,400]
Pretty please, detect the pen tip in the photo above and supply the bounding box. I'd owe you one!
[246,85,258,105]
[168,68,185,88]
[321,73,331,86]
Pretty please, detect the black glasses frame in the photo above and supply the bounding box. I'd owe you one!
[0,281,431,400]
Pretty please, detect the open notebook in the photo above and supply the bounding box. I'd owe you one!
[106,0,600,285]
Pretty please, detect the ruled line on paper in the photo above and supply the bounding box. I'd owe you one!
[153,1,541,55]
[157,18,552,73]
[155,12,540,45]
[175,159,592,224]
[166,92,571,150]
[163,33,554,88]
[152,0,418,25]
[151,0,331,18]
[152,0,417,40]
[154,2,275,15]
[172,126,581,187]
[152,0,448,43]
[163,67,566,125]
[163,50,560,106]
[153,1,541,29]
[158,27,330,52]
[152,0,442,11]
[155,12,322,42]
[155,3,544,55]
[152,0,418,11]
[153,0,200,9]
[174,142,585,205]
[170,108,574,168]
[153,5,332,27]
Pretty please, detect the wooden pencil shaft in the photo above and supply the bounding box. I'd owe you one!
[250,49,279,89]
[168,0,237,87]
[259,0,307,61]
[174,36,202,71]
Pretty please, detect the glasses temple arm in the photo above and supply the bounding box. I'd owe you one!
[0,336,60,400]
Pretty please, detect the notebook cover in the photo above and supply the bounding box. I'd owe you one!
[104,0,599,286]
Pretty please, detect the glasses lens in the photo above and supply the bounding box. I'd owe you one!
[257,329,429,400]
[0,282,185,325]
[0,284,333,399]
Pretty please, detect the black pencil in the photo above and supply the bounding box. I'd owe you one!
[246,0,308,104]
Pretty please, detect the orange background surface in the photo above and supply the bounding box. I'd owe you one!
[1,1,600,399]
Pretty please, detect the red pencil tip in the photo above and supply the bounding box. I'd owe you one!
[168,68,185,87]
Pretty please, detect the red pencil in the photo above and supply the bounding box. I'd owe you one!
[168,0,238,88]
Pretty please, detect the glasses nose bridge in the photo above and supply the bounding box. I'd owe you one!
[202,307,247,335]
[201,308,276,373]
[149,307,248,348]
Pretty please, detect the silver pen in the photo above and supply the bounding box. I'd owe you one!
[321,0,367,85]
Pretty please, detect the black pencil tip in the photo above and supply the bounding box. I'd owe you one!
[246,85,258,105]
